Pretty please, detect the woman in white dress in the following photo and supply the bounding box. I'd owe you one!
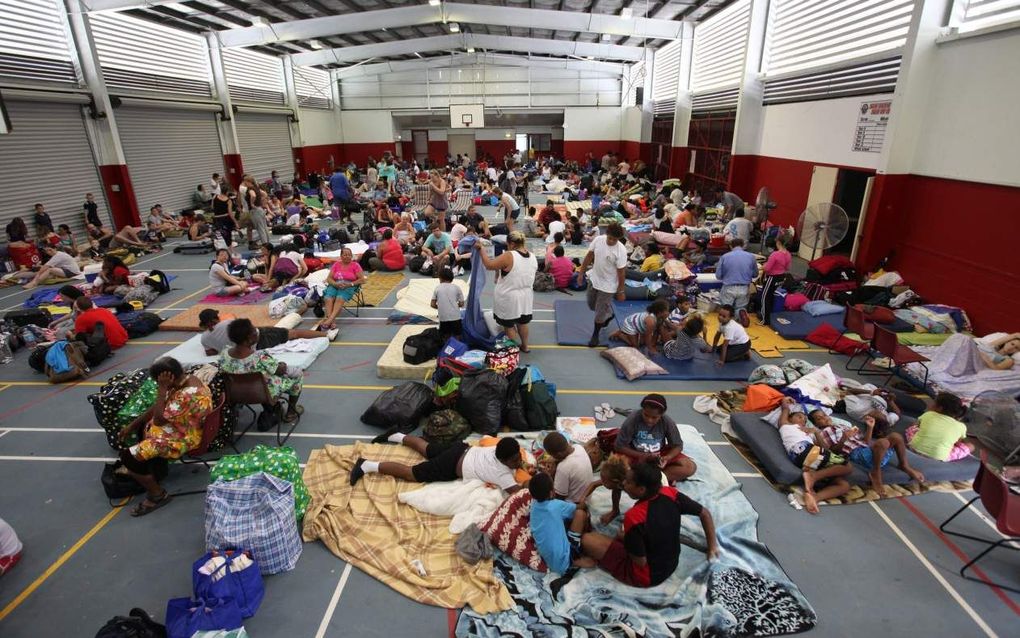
[475,231,538,352]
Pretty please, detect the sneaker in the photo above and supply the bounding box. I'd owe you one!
[326,328,340,342]
[349,458,366,486]
[371,425,400,445]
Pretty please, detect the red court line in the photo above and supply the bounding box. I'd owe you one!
[447,608,458,638]
[0,345,156,421]
[899,496,1020,616]
[338,359,372,372]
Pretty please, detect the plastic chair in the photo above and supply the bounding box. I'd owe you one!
[225,372,299,446]
[871,324,929,388]
[837,305,876,372]
[179,394,231,466]
[939,454,1020,593]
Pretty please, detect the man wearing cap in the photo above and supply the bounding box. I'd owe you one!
[198,308,336,356]
[579,222,628,348]
[614,393,697,486]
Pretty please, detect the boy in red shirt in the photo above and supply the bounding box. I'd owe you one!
[72,297,129,349]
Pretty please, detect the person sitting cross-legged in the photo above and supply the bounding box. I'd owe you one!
[528,472,594,573]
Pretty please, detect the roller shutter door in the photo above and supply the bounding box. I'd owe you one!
[117,107,223,214]
[235,112,293,183]
[0,101,108,235]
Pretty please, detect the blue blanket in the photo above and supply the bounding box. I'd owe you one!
[458,424,816,637]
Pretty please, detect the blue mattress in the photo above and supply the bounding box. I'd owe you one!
[770,311,845,340]
[554,299,610,346]
[729,411,980,485]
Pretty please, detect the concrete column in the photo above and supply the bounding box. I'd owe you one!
[639,47,655,162]
[728,0,769,193]
[206,32,243,188]
[64,0,139,227]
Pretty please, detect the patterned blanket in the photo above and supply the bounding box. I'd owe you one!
[457,424,816,637]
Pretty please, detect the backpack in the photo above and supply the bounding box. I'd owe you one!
[28,343,51,373]
[421,409,472,446]
[46,341,89,383]
[360,224,376,243]
[79,321,112,368]
[145,269,171,295]
[94,608,166,638]
[402,327,444,365]
[532,271,555,292]
[117,311,163,339]
[330,226,351,245]
[408,255,426,273]
[522,369,559,431]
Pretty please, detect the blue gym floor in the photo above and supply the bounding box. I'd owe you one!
[0,204,1017,637]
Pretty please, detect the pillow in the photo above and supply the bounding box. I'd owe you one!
[786,363,841,407]
[747,364,788,387]
[743,384,785,412]
[784,293,810,311]
[802,300,844,317]
[808,254,855,276]
[651,230,685,246]
[478,490,547,572]
[805,322,868,356]
[601,347,668,381]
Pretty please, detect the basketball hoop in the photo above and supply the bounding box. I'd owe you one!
[461,113,473,127]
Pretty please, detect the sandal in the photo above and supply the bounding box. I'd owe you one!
[283,405,305,423]
[130,490,172,517]
[600,403,616,419]
[594,406,607,423]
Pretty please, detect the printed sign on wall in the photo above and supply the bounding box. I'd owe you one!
[852,100,891,153]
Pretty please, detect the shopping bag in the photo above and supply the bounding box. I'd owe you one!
[165,597,243,638]
[192,551,264,619]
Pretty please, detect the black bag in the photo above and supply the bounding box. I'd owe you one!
[522,377,559,431]
[4,308,51,327]
[408,255,426,273]
[457,369,508,435]
[79,321,112,368]
[94,608,167,638]
[359,223,376,243]
[145,269,171,295]
[402,327,444,364]
[101,460,146,500]
[117,311,164,339]
[502,367,530,431]
[28,343,51,373]
[360,382,436,429]
[173,240,214,255]
[330,227,351,245]
[88,370,150,448]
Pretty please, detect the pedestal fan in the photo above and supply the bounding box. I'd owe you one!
[754,187,778,250]
[796,203,849,260]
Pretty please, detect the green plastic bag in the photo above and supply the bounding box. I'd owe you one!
[210,445,309,519]
[115,378,158,431]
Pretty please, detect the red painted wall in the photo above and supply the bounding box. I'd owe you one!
[342,142,397,166]
[475,139,515,161]
[562,140,621,162]
[98,164,140,228]
[295,144,342,177]
[620,141,641,164]
[427,140,448,165]
[222,154,244,190]
[550,139,563,159]
[670,146,689,179]
[400,141,415,161]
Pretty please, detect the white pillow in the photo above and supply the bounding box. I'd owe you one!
[786,363,841,406]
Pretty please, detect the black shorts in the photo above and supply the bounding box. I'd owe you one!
[411,441,469,483]
[256,327,289,350]
[495,313,532,328]
[119,449,169,477]
[439,319,462,337]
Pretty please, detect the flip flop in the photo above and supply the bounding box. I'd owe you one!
[130,491,172,517]
[600,403,616,419]
[594,406,607,422]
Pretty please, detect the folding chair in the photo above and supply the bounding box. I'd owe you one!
[939,453,1020,593]
[225,372,299,446]
[871,324,929,388]
[341,284,366,318]
[838,305,877,373]
[179,394,230,467]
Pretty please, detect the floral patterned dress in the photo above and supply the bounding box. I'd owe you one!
[132,382,213,461]
[218,349,303,402]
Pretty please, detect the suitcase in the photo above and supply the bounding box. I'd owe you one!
[5,308,52,327]
[173,239,214,255]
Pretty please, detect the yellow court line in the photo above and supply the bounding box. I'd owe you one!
[0,384,11,394]
[0,500,127,622]
[150,285,211,313]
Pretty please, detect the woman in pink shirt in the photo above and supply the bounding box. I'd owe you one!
[758,232,792,326]
[320,247,367,330]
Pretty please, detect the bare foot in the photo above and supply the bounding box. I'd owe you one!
[802,469,816,494]
[903,466,925,483]
[803,490,820,514]
[572,556,596,568]
[869,471,888,498]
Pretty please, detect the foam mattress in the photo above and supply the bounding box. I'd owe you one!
[378,324,438,380]
[163,333,329,371]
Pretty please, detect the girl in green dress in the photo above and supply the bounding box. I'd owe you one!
[219,318,303,423]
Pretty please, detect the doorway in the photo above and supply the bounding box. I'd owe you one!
[798,165,839,261]
[447,133,476,161]
[515,133,528,154]
[830,169,874,256]
[412,129,428,163]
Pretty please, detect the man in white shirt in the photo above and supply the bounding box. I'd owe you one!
[210,173,222,196]
[580,222,628,347]
[546,218,565,243]
[495,188,521,229]
[486,166,498,182]
[351,432,525,493]
[542,432,594,503]
[722,209,754,245]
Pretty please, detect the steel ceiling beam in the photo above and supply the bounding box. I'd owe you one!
[211,3,686,48]
[336,52,625,79]
[288,33,645,66]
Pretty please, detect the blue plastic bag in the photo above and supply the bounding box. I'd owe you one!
[192,551,264,619]
[165,597,243,638]
[439,337,468,360]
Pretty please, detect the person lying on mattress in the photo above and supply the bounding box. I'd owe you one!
[609,299,670,355]
[349,432,527,491]
[198,308,336,354]
[811,410,924,498]
[975,332,1020,370]
[710,305,751,364]
[612,394,697,486]
[906,392,975,462]
[578,462,719,587]
[778,398,851,514]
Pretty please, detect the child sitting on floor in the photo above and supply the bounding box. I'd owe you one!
[546,245,574,290]
[906,392,973,462]
[528,472,593,573]
[710,304,751,364]
[778,398,851,514]
[662,315,710,361]
[610,299,670,355]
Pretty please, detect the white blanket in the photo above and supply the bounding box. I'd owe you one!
[394,278,470,321]
[398,479,506,534]
[163,333,329,371]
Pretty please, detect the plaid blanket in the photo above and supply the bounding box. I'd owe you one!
[301,442,513,613]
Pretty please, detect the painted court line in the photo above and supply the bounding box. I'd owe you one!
[0,500,127,622]
[0,455,116,462]
[314,563,354,638]
[952,491,1017,546]
[868,501,998,638]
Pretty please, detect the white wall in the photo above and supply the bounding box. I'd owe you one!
[757,94,888,170]
[621,106,643,142]
[910,31,1020,187]
[563,107,622,140]
[339,110,394,143]
[297,108,341,146]
[398,127,561,142]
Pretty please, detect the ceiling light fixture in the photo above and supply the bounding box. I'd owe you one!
[251,16,270,27]
[466,47,475,53]
[601,33,611,41]
[449,22,460,32]
[429,0,441,6]
[166,2,197,13]
[621,8,634,19]
[309,40,324,49]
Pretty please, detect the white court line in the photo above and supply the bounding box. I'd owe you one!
[868,501,998,638]
[314,563,354,638]
[0,430,8,439]
[706,441,728,446]
[0,455,116,462]
[952,491,1017,546]
[730,473,763,478]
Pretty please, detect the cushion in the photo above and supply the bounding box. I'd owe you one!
[805,322,867,355]
[802,300,844,317]
[478,490,547,572]
[651,230,686,246]
[785,363,841,406]
[857,304,895,324]
[748,364,788,387]
[784,293,810,311]
[743,384,785,412]
[808,254,855,276]
[600,347,669,381]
